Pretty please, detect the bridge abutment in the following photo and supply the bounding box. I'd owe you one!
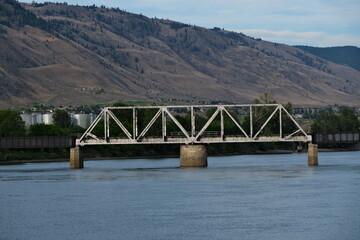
[70,147,83,169]
[308,143,318,166]
[180,145,208,168]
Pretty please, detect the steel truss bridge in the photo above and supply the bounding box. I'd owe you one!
[77,104,312,146]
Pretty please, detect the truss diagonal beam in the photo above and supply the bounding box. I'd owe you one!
[78,110,105,142]
[195,108,220,140]
[281,106,308,136]
[164,109,190,139]
[107,110,133,139]
[284,129,301,140]
[136,109,162,141]
[253,106,279,139]
[86,133,99,140]
[223,108,249,138]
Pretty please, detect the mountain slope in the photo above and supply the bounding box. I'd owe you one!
[295,46,360,72]
[0,0,359,107]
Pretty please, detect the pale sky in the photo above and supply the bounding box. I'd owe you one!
[22,0,360,47]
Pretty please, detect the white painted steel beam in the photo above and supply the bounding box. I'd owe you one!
[195,108,220,141]
[108,110,132,139]
[76,104,312,146]
[164,108,191,140]
[253,106,279,139]
[136,109,162,141]
[223,107,249,138]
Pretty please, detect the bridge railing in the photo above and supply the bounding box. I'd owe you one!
[170,131,221,137]
[313,132,360,144]
[0,136,76,149]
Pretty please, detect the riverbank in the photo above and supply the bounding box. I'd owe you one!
[3,139,359,164]
[2,148,358,165]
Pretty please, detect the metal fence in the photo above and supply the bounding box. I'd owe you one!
[313,132,360,144]
[0,136,76,149]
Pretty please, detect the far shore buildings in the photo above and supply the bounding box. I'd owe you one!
[20,112,97,129]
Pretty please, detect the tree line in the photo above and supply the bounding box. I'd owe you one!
[311,108,359,132]
[1,101,359,139]
[1,98,359,160]
[0,109,83,137]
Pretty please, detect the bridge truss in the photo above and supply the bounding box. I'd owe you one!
[77,104,311,146]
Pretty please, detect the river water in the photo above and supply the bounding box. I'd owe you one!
[1,151,359,240]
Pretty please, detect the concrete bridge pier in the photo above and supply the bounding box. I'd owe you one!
[70,146,83,169]
[308,143,318,166]
[180,145,208,168]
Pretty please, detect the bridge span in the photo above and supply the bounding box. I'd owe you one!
[71,104,317,168]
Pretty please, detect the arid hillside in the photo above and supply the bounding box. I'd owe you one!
[1,0,359,107]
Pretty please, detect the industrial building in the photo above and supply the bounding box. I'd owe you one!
[20,112,97,128]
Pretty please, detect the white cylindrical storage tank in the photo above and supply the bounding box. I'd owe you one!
[31,114,37,125]
[37,113,43,124]
[71,113,78,126]
[43,113,54,125]
[31,113,43,125]
[89,113,97,124]
[20,113,32,127]
[73,114,90,129]
[69,113,75,126]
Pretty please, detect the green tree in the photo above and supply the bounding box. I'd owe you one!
[338,108,360,131]
[28,124,85,136]
[53,109,71,128]
[28,123,63,136]
[0,110,26,137]
[312,108,360,132]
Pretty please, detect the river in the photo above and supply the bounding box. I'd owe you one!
[1,151,359,240]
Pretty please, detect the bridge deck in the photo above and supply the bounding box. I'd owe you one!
[80,135,310,145]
